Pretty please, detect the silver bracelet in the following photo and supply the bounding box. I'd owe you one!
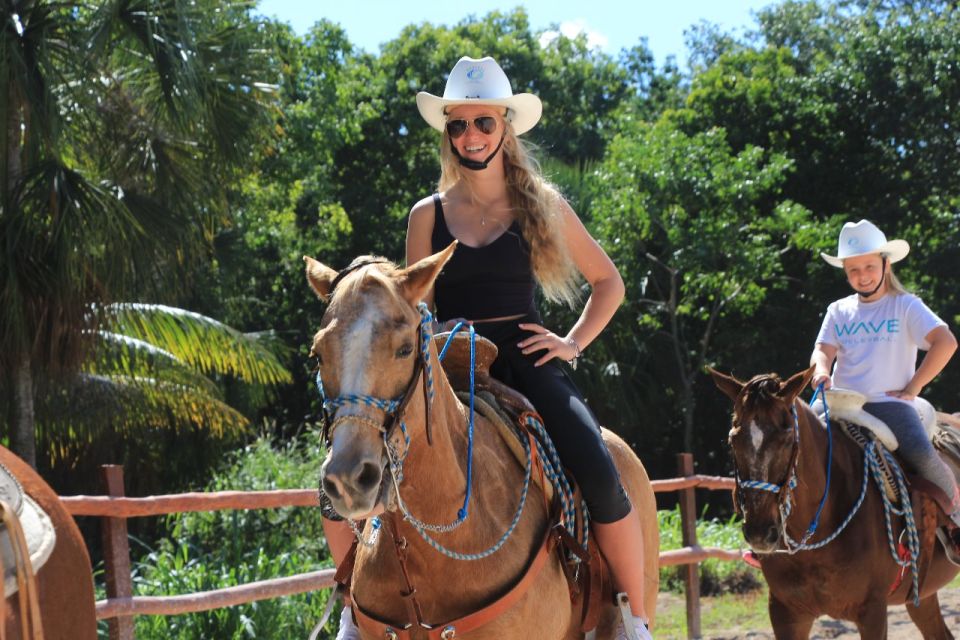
[566,336,581,370]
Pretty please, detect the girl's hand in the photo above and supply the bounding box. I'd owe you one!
[886,388,918,401]
[517,322,578,367]
[811,372,832,391]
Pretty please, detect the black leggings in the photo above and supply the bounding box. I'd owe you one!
[477,314,632,524]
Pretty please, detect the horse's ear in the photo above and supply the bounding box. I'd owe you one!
[707,366,744,402]
[398,241,457,306]
[304,256,338,301]
[779,365,816,403]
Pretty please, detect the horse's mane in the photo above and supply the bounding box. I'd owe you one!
[737,373,785,415]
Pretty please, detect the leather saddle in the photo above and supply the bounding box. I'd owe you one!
[0,461,57,598]
[811,389,960,566]
[434,331,614,633]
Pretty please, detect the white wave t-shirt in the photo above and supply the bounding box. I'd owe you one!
[815,292,946,402]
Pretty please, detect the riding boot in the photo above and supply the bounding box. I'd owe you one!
[592,507,649,620]
[335,605,361,640]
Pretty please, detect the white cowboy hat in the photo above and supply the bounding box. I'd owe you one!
[820,219,910,268]
[416,56,542,136]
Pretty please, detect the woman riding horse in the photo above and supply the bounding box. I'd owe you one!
[320,55,655,640]
[305,244,659,639]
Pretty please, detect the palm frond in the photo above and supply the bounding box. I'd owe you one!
[37,372,250,461]
[102,303,292,385]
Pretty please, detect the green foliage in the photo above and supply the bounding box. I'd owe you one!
[112,428,334,640]
[589,115,814,453]
[657,507,760,595]
[32,303,291,466]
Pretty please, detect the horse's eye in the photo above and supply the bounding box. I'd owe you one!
[396,343,414,359]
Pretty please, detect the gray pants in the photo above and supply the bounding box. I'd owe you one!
[864,400,960,515]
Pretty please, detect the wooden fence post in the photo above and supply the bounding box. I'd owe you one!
[677,453,702,640]
[101,465,135,640]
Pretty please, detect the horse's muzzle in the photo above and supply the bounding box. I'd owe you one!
[321,449,389,519]
[743,520,782,553]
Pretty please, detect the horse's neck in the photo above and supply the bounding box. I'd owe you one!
[397,377,472,515]
[791,403,858,523]
[356,369,550,622]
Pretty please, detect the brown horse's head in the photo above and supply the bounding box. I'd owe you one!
[304,243,456,519]
[709,366,814,552]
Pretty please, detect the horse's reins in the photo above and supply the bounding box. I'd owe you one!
[734,385,833,549]
[734,384,923,603]
[311,264,589,638]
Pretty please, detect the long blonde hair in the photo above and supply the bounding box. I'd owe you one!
[886,264,909,295]
[437,124,580,306]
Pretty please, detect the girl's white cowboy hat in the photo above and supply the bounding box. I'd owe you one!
[821,219,910,267]
[416,56,542,135]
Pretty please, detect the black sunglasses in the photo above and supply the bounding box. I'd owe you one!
[445,116,499,139]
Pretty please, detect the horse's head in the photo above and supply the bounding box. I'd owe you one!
[709,366,814,552]
[304,243,456,519]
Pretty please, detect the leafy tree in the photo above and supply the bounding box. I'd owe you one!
[0,0,276,465]
[591,119,814,455]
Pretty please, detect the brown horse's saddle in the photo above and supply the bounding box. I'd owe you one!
[435,331,552,501]
[0,462,56,598]
[813,389,960,521]
[810,388,939,451]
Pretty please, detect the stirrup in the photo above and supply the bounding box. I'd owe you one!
[616,593,641,640]
[936,526,960,567]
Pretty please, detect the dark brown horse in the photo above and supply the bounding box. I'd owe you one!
[709,366,958,639]
[1,445,97,639]
[305,246,659,639]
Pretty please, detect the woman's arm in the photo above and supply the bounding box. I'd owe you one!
[889,325,958,400]
[519,199,624,366]
[405,196,438,309]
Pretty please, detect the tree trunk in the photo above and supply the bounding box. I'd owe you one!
[9,355,37,468]
[680,373,696,454]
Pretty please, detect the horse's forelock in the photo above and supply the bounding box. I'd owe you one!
[736,374,785,416]
[332,257,402,303]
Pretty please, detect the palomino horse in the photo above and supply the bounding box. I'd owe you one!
[710,366,958,639]
[0,445,96,639]
[304,245,659,639]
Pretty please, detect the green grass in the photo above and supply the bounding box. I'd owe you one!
[653,586,771,640]
[657,506,762,595]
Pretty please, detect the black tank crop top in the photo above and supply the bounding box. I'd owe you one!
[430,194,536,321]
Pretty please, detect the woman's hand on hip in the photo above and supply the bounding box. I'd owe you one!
[517,323,577,367]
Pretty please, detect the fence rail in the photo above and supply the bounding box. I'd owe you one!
[61,454,739,640]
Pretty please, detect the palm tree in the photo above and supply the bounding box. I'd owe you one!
[0,1,276,466]
[36,303,291,463]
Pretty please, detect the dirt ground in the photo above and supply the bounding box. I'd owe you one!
[674,587,960,639]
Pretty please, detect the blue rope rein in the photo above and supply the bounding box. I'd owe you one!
[316,302,588,560]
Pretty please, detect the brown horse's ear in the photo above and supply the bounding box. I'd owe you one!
[398,241,457,306]
[779,365,816,403]
[304,256,338,301]
[707,366,744,402]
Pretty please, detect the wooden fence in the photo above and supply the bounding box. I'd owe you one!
[60,453,739,640]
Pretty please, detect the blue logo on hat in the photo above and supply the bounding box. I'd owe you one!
[466,66,484,81]
[848,237,859,246]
